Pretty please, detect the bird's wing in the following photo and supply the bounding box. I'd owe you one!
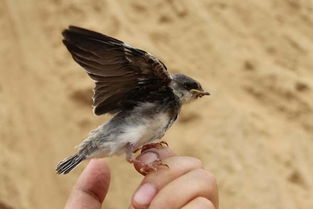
[62,26,172,115]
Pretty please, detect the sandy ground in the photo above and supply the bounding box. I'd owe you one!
[1,0,313,208]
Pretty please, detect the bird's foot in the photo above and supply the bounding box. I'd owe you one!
[127,141,169,175]
[132,141,168,153]
[140,141,169,153]
[129,158,169,176]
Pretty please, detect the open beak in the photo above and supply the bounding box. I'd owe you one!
[190,89,210,98]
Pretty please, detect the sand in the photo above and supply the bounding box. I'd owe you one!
[1,0,313,208]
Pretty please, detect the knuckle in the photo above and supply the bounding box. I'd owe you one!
[191,169,218,207]
[184,157,203,168]
[193,169,218,187]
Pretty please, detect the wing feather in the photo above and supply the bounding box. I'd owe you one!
[63,26,172,115]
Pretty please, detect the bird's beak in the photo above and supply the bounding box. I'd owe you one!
[190,89,210,98]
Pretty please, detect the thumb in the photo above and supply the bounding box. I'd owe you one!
[65,159,111,209]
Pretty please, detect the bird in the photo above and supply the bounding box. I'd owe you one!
[56,26,210,175]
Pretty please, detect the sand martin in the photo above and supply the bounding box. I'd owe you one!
[56,26,209,174]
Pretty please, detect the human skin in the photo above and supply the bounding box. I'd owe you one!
[64,147,218,209]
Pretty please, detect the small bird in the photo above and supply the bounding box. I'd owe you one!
[56,26,210,175]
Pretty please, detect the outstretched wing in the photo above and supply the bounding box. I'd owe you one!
[62,26,172,115]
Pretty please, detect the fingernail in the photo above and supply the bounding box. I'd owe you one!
[138,152,159,164]
[133,184,156,206]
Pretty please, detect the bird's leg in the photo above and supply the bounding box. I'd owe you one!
[126,142,169,176]
[126,143,137,163]
[137,159,169,176]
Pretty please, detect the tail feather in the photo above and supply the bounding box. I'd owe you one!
[56,154,85,174]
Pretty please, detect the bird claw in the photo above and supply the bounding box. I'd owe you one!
[132,141,169,153]
[140,141,169,153]
[137,159,169,176]
[132,147,141,153]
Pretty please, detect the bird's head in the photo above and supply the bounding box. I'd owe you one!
[170,74,210,103]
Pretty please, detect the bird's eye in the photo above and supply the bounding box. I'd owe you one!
[184,82,198,90]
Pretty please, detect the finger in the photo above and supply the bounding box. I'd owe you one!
[182,197,215,209]
[132,151,203,208]
[133,147,176,174]
[65,159,111,209]
[149,169,218,209]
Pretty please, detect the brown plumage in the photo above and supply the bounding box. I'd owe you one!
[63,26,172,115]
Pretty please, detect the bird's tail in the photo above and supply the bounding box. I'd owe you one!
[56,154,85,174]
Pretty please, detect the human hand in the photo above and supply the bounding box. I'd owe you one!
[131,147,218,209]
[64,159,110,209]
[64,148,218,209]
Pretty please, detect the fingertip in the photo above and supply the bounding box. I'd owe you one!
[77,159,111,202]
[86,158,111,179]
[138,147,176,161]
[132,183,157,209]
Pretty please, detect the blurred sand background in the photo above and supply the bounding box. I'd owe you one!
[1,0,313,208]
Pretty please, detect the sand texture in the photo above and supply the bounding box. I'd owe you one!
[1,0,313,208]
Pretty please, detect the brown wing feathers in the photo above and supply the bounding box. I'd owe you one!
[62,26,171,115]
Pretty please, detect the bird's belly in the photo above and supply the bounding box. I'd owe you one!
[120,112,171,148]
[142,116,169,142]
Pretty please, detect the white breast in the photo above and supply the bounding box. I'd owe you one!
[120,112,170,147]
[101,103,174,155]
